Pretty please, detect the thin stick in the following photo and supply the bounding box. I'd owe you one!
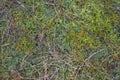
[72,49,104,80]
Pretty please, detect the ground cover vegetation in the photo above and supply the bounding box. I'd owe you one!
[0,0,120,80]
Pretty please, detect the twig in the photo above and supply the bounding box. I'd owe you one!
[72,49,104,80]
